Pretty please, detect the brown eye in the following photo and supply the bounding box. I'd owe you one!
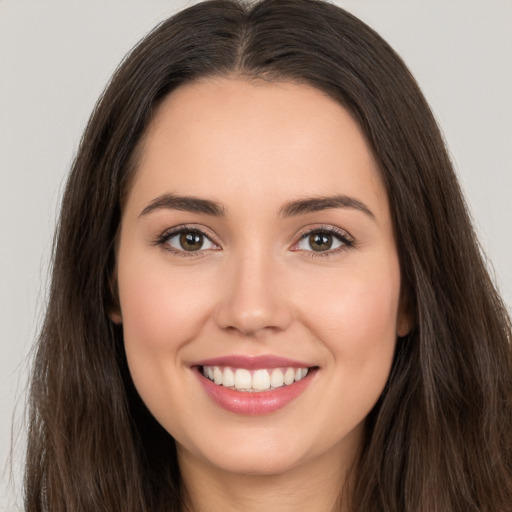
[296,228,351,253]
[179,231,204,251]
[309,233,333,251]
[164,229,217,253]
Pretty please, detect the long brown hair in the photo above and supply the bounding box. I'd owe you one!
[25,0,512,510]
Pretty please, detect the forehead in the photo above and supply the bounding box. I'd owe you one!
[127,78,388,219]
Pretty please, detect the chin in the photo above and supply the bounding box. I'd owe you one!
[176,420,355,479]
[200,446,308,477]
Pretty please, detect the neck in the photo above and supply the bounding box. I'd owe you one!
[178,442,359,512]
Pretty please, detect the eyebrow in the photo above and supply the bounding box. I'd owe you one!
[139,193,225,217]
[139,193,374,220]
[279,195,375,219]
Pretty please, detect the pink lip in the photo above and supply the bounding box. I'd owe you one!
[193,355,311,369]
[192,356,317,416]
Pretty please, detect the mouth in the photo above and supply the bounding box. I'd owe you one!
[192,357,318,415]
[200,365,311,392]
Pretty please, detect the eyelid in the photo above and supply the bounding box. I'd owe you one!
[154,224,222,255]
[290,224,355,255]
[153,223,354,257]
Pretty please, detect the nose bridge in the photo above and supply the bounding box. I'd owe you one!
[215,243,292,336]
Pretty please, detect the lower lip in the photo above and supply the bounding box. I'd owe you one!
[196,368,315,415]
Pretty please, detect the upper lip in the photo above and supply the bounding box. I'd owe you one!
[192,355,313,370]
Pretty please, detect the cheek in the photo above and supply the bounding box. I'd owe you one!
[302,259,401,362]
[116,254,220,429]
[310,260,401,421]
[117,255,217,359]
[118,255,218,392]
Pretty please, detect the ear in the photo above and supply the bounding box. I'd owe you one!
[110,309,123,324]
[396,292,413,338]
[108,265,123,324]
[397,316,410,338]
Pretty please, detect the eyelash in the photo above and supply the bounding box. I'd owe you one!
[154,225,220,258]
[293,225,355,258]
[154,224,355,258]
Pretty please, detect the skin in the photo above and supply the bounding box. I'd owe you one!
[112,78,409,512]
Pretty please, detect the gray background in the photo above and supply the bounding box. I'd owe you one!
[1,1,511,509]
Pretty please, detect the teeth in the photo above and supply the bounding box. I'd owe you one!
[213,367,223,385]
[202,365,310,392]
[223,367,235,387]
[284,368,295,385]
[270,368,284,388]
[252,369,271,390]
[234,369,251,390]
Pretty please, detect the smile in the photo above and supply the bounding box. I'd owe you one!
[194,357,317,415]
[202,365,309,392]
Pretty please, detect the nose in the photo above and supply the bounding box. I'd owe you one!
[214,251,293,337]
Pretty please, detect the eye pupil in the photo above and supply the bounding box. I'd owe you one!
[309,233,332,251]
[180,231,203,251]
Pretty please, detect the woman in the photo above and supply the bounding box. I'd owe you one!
[25,0,512,511]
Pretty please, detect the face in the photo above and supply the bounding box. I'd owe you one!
[113,78,408,478]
